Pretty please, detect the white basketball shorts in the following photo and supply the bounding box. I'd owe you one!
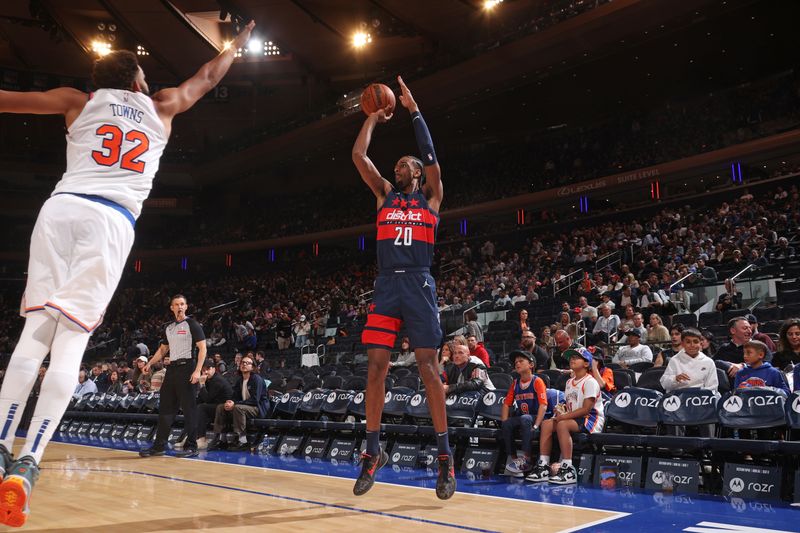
[20,193,135,332]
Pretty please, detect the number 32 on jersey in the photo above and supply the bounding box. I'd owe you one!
[91,124,150,174]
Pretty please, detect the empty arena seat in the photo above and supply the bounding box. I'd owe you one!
[753,306,781,323]
[342,376,366,391]
[392,367,412,378]
[698,311,723,328]
[475,389,505,423]
[321,375,343,389]
[405,390,431,422]
[612,370,634,390]
[273,390,304,419]
[717,389,787,429]
[445,391,481,425]
[347,390,367,419]
[490,373,513,392]
[606,388,663,428]
[636,367,666,393]
[672,314,697,328]
[395,375,421,391]
[659,388,720,426]
[778,289,800,305]
[383,386,416,419]
[298,389,331,418]
[716,369,731,395]
[320,389,355,418]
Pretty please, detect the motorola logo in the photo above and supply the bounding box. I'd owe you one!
[651,470,665,484]
[723,396,743,413]
[304,445,313,455]
[410,394,423,407]
[729,477,744,493]
[792,396,800,414]
[327,392,337,403]
[615,392,631,408]
[446,395,457,406]
[330,448,339,457]
[354,392,364,404]
[662,396,681,412]
[466,458,476,469]
[392,452,402,463]
[281,393,290,403]
[303,392,313,402]
[385,392,392,402]
[483,392,496,405]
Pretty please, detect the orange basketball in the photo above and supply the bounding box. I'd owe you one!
[360,83,396,116]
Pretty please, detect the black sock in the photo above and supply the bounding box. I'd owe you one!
[365,431,380,457]
[436,431,451,457]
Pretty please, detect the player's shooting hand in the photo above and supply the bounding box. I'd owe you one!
[371,108,393,123]
[230,21,256,51]
[397,76,418,113]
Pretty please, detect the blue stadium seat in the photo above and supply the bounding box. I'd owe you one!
[717,389,787,430]
[445,391,481,426]
[659,388,720,426]
[383,387,416,419]
[606,388,663,428]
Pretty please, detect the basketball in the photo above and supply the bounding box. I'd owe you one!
[360,83,396,116]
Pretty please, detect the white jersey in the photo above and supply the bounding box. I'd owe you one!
[52,89,167,219]
[565,374,604,433]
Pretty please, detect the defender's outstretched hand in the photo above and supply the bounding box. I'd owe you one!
[230,21,256,51]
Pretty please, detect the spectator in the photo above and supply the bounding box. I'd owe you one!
[551,329,580,371]
[195,358,233,450]
[293,315,311,348]
[515,309,531,335]
[150,358,168,391]
[773,318,800,371]
[647,314,670,344]
[276,313,292,350]
[90,364,109,393]
[73,370,98,399]
[443,344,494,395]
[745,314,776,353]
[620,312,648,344]
[539,326,555,349]
[510,288,527,306]
[700,330,718,358]
[494,289,512,309]
[578,296,598,323]
[590,355,616,397]
[654,324,685,367]
[501,350,547,476]
[637,282,664,310]
[127,356,151,392]
[213,353,227,375]
[223,353,242,386]
[590,304,620,345]
[208,354,270,451]
[661,328,718,392]
[106,370,124,396]
[716,279,741,313]
[527,348,604,484]
[467,334,491,367]
[391,337,416,368]
[464,309,483,343]
[734,340,790,394]
[612,329,653,368]
[520,331,550,371]
[716,317,753,379]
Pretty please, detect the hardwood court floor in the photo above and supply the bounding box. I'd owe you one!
[13,442,622,532]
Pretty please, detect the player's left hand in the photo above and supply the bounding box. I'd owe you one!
[397,76,418,113]
[190,370,201,384]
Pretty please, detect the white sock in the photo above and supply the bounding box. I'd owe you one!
[0,313,57,451]
[239,434,248,443]
[538,455,550,466]
[19,320,89,463]
[562,458,573,467]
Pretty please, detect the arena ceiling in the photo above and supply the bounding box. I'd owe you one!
[0,0,797,193]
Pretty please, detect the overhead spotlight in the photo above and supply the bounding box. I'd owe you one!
[248,38,261,53]
[352,31,372,48]
[222,40,233,51]
[91,40,112,56]
[136,45,149,56]
[483,0,503,10]
[97,22,105,31]
[108,23,116,32]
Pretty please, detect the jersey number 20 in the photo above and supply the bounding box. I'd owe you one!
[394,226,413,246]
[91,124,150,174]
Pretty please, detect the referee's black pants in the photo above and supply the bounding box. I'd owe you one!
[153,362,198,450]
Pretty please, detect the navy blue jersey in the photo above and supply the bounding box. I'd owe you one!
[376,190,439,270]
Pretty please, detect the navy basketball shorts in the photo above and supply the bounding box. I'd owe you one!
[362,270,442,350]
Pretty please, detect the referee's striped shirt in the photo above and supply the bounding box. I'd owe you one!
[164,318,205,361]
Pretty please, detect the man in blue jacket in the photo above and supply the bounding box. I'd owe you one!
[208,354,270,451]
[734,340,790,394]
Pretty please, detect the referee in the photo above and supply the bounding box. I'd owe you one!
[139,294,207,458]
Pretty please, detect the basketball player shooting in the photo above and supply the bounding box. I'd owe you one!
[352,76,455,500]
[0,20,255,527]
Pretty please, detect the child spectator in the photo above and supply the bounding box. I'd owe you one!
[501,350,547,476]
[527,348,604,484]
[734,340,790,394]
[660,328,718,392]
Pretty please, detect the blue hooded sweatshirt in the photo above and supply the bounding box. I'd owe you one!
[734,362,790,395]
